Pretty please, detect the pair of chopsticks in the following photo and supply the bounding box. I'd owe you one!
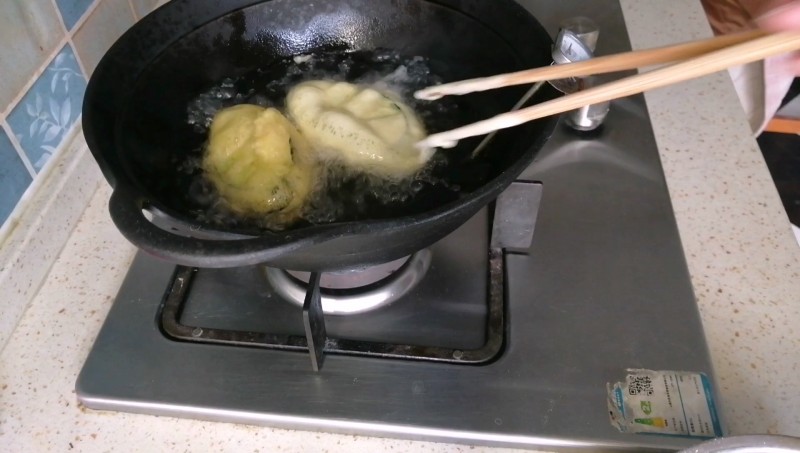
[414,29,800,149]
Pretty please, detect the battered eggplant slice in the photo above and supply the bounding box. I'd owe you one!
[286,81,433,180]
[202,105,315,226]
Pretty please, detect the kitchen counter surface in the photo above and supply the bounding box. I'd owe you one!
[1,1,799,451]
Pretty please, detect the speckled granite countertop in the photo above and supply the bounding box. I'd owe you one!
[2,1,799,451]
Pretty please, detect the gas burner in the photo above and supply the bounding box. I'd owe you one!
[263,251,433,315]
[157,242,503,371]
[149,210,502,372]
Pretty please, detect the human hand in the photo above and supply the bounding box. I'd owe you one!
[756,0,800,73]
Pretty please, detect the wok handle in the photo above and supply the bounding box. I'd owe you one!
[108,186,310,268]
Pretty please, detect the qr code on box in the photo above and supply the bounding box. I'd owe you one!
[628,375,654,396]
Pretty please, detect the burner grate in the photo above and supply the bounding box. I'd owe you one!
[158,249,505,369]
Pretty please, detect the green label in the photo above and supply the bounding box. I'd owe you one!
[608,369,723,438]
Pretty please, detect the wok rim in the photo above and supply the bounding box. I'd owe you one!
[84,0,560,247]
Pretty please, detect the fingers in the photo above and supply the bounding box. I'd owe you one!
[756,0,800,32]
[757,1,800,75]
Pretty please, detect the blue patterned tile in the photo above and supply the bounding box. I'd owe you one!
[7,44,87,172]
[0,129,34,226]
[55,0,95,30]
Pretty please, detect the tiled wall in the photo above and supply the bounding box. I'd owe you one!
[0,0,162,230]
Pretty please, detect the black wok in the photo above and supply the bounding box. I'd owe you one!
[82,0,560,271]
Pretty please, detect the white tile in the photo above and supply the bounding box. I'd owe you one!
[0,0,64,110]
[130,0,160,19]
[72,0,135,76]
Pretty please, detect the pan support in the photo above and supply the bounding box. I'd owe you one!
[284,181,543,370]
[158,255,504,371]
[158,182,542,371]
[302,272,325,371]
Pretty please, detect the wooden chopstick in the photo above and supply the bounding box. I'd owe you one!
[417,31,800,150]
[414,29,767,101]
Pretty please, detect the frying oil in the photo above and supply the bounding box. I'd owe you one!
[184,50,463,232]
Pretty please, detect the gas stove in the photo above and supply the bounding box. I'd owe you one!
[77,0,720,450]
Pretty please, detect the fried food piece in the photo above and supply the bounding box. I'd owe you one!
[286,81,433,179]
[202,105,314,224]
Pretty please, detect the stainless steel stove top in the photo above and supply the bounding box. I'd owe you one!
[77,0,720,450]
